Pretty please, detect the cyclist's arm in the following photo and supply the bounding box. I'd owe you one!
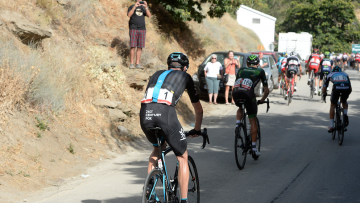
[186,74,203,131]
[259,70,269,103]
[192,102,203,131]
[307,55,312,67]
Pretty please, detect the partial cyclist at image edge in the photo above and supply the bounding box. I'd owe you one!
[232,55,269,158]
[140,52,203,203]
[277,52,286,88]
[322,66,352,133]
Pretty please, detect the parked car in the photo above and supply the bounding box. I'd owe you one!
[250,51,280,64]
[192,51,251,98]
[253,55,279,97]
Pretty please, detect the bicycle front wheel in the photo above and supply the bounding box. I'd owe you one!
[142,169,168,203]
[338,110,345,145]
[235,124,247,170]
[187,156,200,203]
[332,117,336,140]
[253,118,261,161]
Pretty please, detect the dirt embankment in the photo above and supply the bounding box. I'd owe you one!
[0,0,262,201]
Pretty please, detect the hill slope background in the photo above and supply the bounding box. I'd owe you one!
[0,0,262,201]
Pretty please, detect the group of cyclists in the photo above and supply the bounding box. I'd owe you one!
[277,49,352,133]
[140,50,352,203]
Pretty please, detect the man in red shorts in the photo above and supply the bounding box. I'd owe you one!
[127,0,151,69]
[307,49,321,94]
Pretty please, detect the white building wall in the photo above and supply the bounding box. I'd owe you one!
[236,5,276,51]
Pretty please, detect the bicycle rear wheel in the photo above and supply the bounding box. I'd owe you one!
[288,80,292,106]
[142,169,168,203]
[235,124,247,170]
[338,109,344,145]
[186,156,200,203]
[253,118,261,160]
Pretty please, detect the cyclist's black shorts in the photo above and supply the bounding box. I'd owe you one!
[330,89,351,105]
[286,66,298,78]
[319,70,331,80]
[140,103,186,156]
[342,58,347,62]
[336,59,341,62]
[233,90,257,119]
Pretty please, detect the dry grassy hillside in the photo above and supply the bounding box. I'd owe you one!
[0,0,262,201]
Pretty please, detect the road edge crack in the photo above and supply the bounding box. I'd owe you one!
[270,162,311,203]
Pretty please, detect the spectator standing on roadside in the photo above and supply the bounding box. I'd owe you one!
[204,54,223,104]
[224,51,239,105]
[127,0,151,69]
[259,52,268,68]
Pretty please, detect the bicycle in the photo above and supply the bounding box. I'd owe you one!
[323,95,346,146]
[279,74,285,95]
[234,98,270,170]
[319,72,329,103]
[142,127,210,203]
[309,69,315,98]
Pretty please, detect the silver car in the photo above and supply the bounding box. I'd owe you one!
[254,55,279,97]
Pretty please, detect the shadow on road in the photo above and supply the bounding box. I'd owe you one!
[83,96,360,202]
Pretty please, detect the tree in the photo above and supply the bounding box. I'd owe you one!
[148,0,238,23]
[279,0,360,53]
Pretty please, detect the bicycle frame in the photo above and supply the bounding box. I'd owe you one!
[149,130,178,201]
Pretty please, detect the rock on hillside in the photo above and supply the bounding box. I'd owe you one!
[0,10,52,44]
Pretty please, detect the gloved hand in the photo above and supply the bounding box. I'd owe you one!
[188,129,201,137]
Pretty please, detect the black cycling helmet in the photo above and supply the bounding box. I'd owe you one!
[246,55,260,65]
[332,66,342,72]
[167,52,189,71]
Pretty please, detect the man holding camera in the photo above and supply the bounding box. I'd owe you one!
[127,0,151,69]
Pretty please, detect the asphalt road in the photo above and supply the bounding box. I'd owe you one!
[29,70,360,203]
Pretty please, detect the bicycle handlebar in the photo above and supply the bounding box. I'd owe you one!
[185,128,210,149]
[257,98,270,113]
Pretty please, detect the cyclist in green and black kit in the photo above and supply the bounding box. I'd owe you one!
[232,55,269,157]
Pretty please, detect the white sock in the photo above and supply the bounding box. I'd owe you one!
[315,87,318,91]
[344,109,348,115]
[252,142,256,147]
[330,119,334,128]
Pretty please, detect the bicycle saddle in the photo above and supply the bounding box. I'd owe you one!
[147,127,162,131]
[236,99,246,104]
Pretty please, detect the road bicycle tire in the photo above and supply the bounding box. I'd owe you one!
[310,70,314,99]
[186,155,200,203]
[288,79,292,106]
[142,169,168,203]
[253,118,261,161]
[235,124,247,170]
[338,109,344,145]
[280,81,283,95]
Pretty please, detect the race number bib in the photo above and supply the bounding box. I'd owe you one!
[333,75,348,83]
[311,63,318,66]
[235,78,253,90]
[141,87,174,105]
[323,61,331,66]
[310,58,320,63]
[288,60,299,65]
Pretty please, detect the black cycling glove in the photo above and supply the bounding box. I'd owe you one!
[188,129,201,136]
